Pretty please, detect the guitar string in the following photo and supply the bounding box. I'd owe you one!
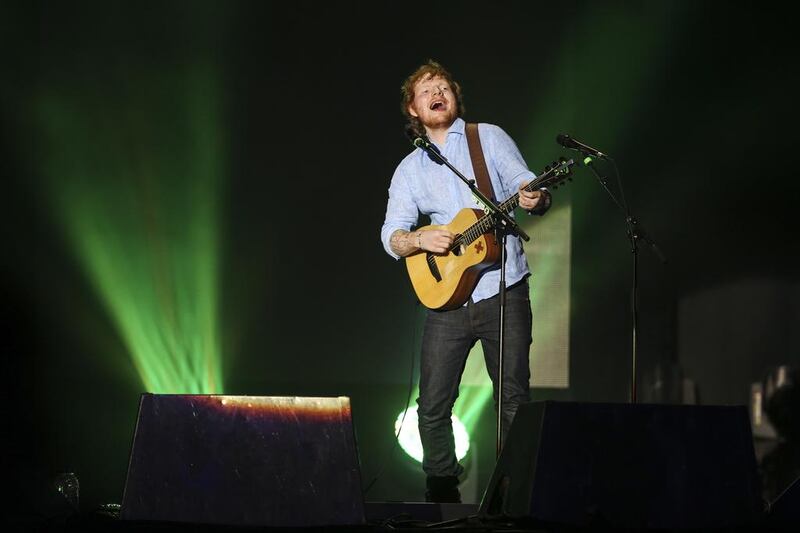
[424,162,571,278]
[450,166,557,250]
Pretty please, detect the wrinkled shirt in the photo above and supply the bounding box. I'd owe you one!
[380,117,536,303]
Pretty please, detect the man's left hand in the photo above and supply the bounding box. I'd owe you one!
[518,183,542,211]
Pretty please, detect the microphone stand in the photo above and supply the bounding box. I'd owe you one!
[581,155,666,403]
[412,136,528,456]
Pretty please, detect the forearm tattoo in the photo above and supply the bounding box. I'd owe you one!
[389,229,418,257]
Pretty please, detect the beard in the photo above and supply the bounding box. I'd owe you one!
[418,108,457,131]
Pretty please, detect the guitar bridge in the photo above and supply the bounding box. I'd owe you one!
[426,254,442,282]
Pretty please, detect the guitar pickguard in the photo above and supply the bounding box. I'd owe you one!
[426,254,442,282]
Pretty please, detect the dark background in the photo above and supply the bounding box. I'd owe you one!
[2,0,799,518]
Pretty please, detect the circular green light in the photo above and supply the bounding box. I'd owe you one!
[394,406,470,463]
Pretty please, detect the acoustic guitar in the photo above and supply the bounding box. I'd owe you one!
[405,157,574,310]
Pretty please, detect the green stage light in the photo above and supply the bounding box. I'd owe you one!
[395,406,470,463]
[36,65,225,394]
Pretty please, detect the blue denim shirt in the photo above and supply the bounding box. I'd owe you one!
[380,118,535,303]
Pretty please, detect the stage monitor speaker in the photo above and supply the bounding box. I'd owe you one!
[480,401,763,530]
[120,394,365,527]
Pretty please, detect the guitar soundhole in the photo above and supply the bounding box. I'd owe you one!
[452,244,465,257]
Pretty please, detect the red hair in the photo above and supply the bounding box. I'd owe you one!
[400,60,465,135]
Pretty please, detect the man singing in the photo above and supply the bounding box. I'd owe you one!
[380,60,551,502]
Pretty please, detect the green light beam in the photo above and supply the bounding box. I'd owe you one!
[36,64,225,394]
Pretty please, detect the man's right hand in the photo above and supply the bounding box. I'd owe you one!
[419,229,455,254]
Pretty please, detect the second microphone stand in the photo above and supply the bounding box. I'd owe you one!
[581,155,666,403]
[412,136,528,457]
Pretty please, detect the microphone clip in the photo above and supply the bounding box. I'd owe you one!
[405,127,444,165]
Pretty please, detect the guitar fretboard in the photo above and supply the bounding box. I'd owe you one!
[451,162,567,250]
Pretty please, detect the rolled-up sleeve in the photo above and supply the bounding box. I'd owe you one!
[380,165,419,260]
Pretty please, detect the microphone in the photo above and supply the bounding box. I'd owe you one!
[404,124,443,164]
[556,133,609,160]
[404,124,430,148]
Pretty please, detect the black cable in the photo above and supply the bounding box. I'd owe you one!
[587,156,626,215]
[608,157,630,214]
[362,299,421,495]
[423,513,482,529]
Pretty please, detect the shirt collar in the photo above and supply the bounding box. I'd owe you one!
[448,117,466,136]
[416,117,466,158]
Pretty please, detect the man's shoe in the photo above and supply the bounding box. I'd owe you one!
[425,475,461,503]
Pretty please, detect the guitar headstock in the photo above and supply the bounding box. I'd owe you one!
[538,157,575,190]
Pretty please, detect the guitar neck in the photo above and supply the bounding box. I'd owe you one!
[457,173,551,247]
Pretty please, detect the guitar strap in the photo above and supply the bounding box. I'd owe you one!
[465,123,496,201]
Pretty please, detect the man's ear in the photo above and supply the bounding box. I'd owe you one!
[407,104,419,118]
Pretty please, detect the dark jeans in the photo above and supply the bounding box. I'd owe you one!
[417,279,533,478]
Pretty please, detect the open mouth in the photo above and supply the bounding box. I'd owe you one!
[430,100,446,111]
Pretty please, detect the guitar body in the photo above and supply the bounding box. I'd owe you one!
[405,208,501,310]
[402,157,575,311]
